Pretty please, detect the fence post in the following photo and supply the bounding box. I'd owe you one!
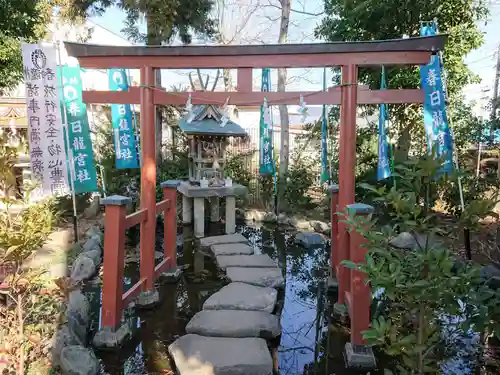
[161,180,182,280]
[100,195,130,330]
[346,203,374,346]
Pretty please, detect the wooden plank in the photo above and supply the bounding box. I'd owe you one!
[75,51,432,69]
[82,87,424,105]
[237,68,253,92]
[124,208,148,229]
[122,278,146,307]
[65,36,447,58]
[156,198,171,215]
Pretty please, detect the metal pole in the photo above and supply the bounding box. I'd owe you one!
[56,41,79,243]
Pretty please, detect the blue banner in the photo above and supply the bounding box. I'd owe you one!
[108,69,139,169]
[377,68,391,181]
[320,68,329,184]
[419,24,453,173]
[259,68,273,175]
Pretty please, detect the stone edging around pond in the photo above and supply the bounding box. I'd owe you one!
[51,225,104,375]
[239,209,331,236]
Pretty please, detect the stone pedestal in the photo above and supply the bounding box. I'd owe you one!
[182,194,192,224]
[344,342,377,369]
[92,320,133,348]
[136,289,160,308]
[194,197,205,238]
[210,197,220,222]
[225,196,236,234]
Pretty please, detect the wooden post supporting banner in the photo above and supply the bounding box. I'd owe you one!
[328,184,340,276]
[346,203,374,345]
[140,66,157,292]
[161,180,180,270]
[101,195,130,329]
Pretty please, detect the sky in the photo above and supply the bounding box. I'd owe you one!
[88,0,500,118]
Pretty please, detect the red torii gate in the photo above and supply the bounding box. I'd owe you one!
[65,35,446,346]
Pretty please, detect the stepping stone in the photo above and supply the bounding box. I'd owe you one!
[200,233,248,248]
[226,267,284,288]
[211,243,254,256]
[169,334,272,375]
[203,282,277,313]
[216,254,275,270]
[185,310,281,338]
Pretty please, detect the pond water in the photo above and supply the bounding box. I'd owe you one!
[85,221,498,375]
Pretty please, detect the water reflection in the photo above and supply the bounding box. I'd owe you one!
[90,221,495,375]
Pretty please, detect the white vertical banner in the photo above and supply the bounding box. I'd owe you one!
[22,42,69,199]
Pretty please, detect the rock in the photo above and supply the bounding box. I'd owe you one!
[245,209,266,222]
[295,232,326,248]
[389,231,438,250]
[70,255,96,282]
[83,195,100,219]
[211,243,254,256]
[480,264,500,289]
[92,322,133,348]
[51,325,81,368]
[186,310,281,338]
[66,290,90,345]
[200,233,248,248]
[136,289,160,307]
[311,220,330,233]
[226,267,284,288]
[203,282,278,313]
[81,249,101,267]
[277,213,292,226]
[82,237,101,252]
[291,218,313,231]
[216,254,276,270]
[60,345,99,375]
[169,334,273,375]
[263,212,278,223]
[85,225,101,240]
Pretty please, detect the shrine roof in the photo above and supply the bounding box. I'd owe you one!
[178,105,247,137]
[65,35,446,58]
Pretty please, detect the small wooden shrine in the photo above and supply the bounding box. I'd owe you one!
[179,104,247,186]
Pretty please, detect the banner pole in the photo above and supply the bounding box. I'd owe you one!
[56,41,79,243]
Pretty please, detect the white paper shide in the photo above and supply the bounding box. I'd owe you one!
[22,43,69,199]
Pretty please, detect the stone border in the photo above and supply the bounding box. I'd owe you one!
[239,208,331,236]
[51,225,104,375]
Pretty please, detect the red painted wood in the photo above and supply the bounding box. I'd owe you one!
[124,208,148,229]
[163,186,178,269]
[101,204,127,329]
[237,68,253,92]
[337,64,358,305]
[155,198,171,215]
[122,278,146,307]
[330,190,339,276]
[81,87,425,106]
[75,50,432,69]
[139,66,157,292]
[349,218,371,345]
[154,257,172,279]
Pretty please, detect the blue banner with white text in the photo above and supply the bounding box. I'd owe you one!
[419,23,453,173]
[108,69,139,169]
[320,68,329,184]
[259,68,273,175]
[377,68,391,181]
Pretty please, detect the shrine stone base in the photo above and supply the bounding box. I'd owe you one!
[177,181,247,238]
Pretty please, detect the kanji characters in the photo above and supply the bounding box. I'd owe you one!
[73,137,86,151]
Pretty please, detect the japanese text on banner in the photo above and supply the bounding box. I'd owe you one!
[259,68,273,175]
[108,69,139,169]
[61,65,98,193]
[22,43,69,199]
[419,24,453,173]
[320,68,329,184]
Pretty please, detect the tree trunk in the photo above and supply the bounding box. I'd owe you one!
[277,0,290,213]
[146,15,163,164]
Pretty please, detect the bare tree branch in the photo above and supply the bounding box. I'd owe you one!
[188,71,197,91]
[211,69,221,91]
[197,69,205,91]
[264,0,324,17]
